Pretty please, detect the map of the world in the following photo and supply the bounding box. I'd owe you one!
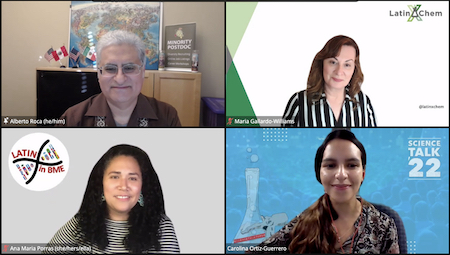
[69,1,160,69]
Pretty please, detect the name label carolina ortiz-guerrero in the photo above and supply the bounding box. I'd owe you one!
[227,246,287,252]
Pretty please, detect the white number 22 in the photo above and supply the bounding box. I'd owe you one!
[409,158,441,178]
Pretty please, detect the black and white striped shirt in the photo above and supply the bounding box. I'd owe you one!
[282,89,377,127]
[44,215,180,254]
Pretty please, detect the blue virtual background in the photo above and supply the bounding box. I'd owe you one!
[226,128,449,254]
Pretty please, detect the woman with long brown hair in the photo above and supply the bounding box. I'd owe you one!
[44,144,180,253]
[282,36,377,127]
[253,130,399,253]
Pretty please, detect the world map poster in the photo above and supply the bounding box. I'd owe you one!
[69,1,161,69]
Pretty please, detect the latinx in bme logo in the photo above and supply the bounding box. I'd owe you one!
[11,140,64,185]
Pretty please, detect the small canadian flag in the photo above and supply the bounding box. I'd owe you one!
[52,46,68,61]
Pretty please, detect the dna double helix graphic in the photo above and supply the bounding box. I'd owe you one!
[12,139,63,185]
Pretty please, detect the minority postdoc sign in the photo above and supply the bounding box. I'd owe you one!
[164,23,196,69]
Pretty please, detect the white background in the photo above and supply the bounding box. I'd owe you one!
[2,129,224,253]
[233,1,449,126]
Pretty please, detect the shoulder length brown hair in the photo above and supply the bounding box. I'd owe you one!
[306,35,364,105]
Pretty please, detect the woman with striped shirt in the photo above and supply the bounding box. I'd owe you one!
[44,144,180,254]
[282,35,377,127]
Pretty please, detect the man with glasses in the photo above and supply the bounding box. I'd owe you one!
[58,30,181,127]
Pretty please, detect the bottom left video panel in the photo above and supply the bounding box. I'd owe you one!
[2,128,224,254]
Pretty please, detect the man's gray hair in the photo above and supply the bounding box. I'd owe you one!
[96,30,146,66]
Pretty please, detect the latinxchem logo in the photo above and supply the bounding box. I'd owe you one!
[9,133,69,191]
[407,5,423,22]
[389,4,443,22]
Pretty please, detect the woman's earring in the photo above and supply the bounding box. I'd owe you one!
[100,194,105,204]
[138,193,144,207]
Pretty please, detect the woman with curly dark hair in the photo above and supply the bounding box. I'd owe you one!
[45,144,179,253]
[282,35,377,127]
[253,130,399,253]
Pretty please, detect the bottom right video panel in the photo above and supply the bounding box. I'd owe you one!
[226,128,448,254]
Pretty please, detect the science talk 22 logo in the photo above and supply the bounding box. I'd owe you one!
[9,133,69,191]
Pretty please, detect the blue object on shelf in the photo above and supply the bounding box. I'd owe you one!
[202,97,224,127]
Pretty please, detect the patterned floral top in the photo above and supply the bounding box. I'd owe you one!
[253,201,400,253]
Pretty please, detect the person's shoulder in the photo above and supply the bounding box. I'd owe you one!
[278,211,302,230]
[58,94,104,126]
[48,215,81,243]
[158,215,178,237]
[140,95,181,126]
[60,94,101,118]
[355,90,373,100]
[68,94,101,111]
[61,215,80,228]
[145,96,177,111]
[160,214,171,222]
[365,202,397,228]
[157,214,180,252]
[287,90,305,101]
[352,90,375,109]
[365,201,382,215]
[295,90,306,96]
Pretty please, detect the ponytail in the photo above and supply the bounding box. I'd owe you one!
[288,194,337,253]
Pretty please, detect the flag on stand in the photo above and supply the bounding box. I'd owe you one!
[52,46,68,61]
[83,47,96,61]
[69,47,81,61]
[44,47,54,62]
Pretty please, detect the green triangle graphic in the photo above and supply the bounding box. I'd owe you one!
[226,2,258,59]
[226,61,259,127]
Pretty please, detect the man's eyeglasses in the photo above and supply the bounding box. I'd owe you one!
[99,63,143,77]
